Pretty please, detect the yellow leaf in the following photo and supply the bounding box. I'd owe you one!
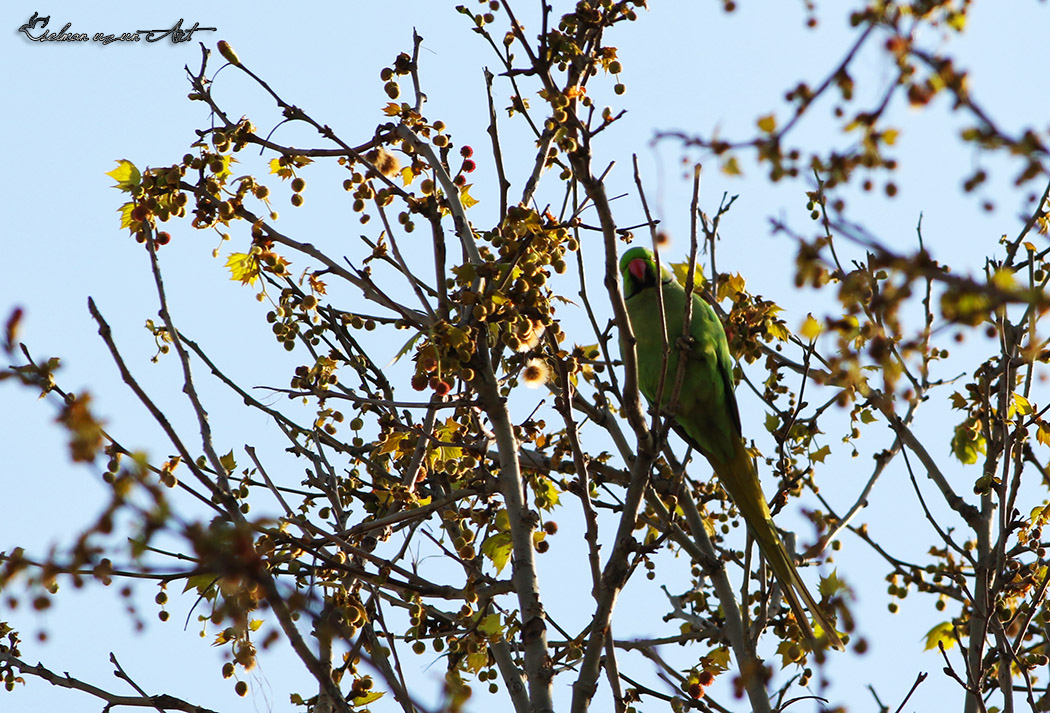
[533,477,560,509]
[882,128,900,145]
[477,613,503,638]
[224,252,259,286]
[767,320,790,342]
[211,154,234,180]
[383,102,402,116]
[700,646,731,673]
[991,268,1016,290]
[212,628,235,646]
[1023,241,1037,253]
[401,165,415,187]
[776,639,805,666]
[494,509,510,531]
[1030,503,1050,526]
[459,184,479,209]
[1038,422,1050,447]
[268,157,297,179]
[756,114,777,133]
[799,314,822,340]
[219,450,237,473]
[376,431,407,456]
[106,159,141,191]
[923,621,957,651]
[716,273,746,301]
[576,343,601,359]
[721,156,742,176]
[118,202,136,229]
[671,262,705,292]
[464,650,489,673]
[818,569,847,598]
[1012,392,1034,417]
[811,445,831,463]
[351,691,385,706]
[373,487,394,507]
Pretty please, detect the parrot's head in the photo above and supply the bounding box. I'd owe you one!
[620,246,674,299]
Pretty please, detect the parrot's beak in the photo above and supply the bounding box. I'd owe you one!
[628,258,647,284]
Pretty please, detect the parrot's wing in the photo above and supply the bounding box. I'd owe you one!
[673,293,744,449]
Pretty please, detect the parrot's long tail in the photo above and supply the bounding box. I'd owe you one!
[713,438,846,652]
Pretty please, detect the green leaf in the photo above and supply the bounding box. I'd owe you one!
[182,573,216,595]
[481,532,513,573]
[107,159,141,192]
[811,445,831,463]
[951,419,986,465]
[129,537,147,557]
[387,331,422,367]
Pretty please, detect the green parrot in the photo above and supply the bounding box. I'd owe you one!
[619,246,844,651]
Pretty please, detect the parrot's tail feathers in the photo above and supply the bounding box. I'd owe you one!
[718,439,846,652]
[783,566,846,652]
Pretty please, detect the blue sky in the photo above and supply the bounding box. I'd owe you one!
[3,2,1050,712]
